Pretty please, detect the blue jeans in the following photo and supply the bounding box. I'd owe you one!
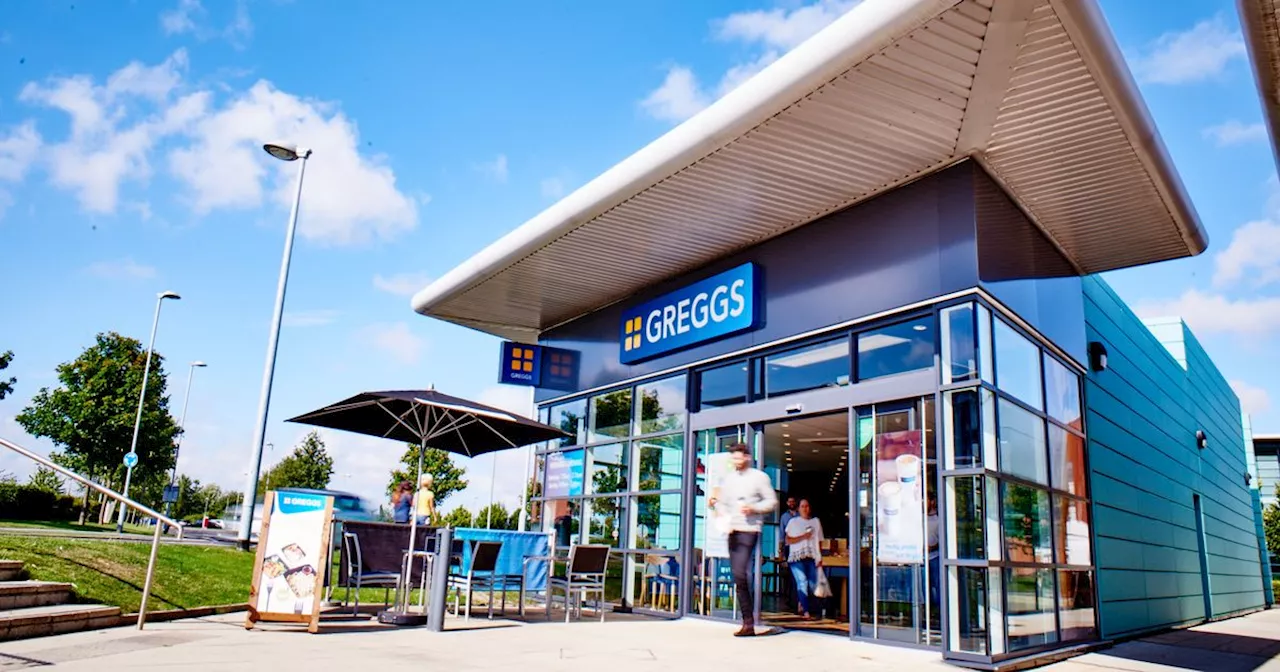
[789,558,819,615]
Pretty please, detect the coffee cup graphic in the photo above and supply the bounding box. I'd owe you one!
[895,454,920,484]
[878,481,903,516]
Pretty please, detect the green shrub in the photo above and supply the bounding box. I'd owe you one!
[0,481,82,521]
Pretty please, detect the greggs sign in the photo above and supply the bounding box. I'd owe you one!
[620,262,759,364]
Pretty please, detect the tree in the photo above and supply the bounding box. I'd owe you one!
[16,332,180,522]
[1264,485,1280,559]
[475,502,518,530]
[0,350,15,400]
[387,444,467,506]
[28,467,64,494]
[258,431,334,495]
[441,506,473,528]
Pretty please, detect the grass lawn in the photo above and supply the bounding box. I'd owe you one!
[0,519,153,535]
[0,536,254,612]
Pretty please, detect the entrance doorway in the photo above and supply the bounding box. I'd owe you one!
[758,412,852,634]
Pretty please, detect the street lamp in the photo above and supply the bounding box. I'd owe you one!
[118,290,181,533]
[166,361,207,517]
[237,143,312,549]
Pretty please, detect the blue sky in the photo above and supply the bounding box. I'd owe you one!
[1,0,1278,513]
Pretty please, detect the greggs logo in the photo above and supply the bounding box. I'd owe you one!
[620,263,759,364]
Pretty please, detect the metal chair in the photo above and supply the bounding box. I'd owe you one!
[546,544,611,623]
[447,540,504,620]
[342,531,400,615]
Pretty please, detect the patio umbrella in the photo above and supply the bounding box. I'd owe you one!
[285,388,569,623]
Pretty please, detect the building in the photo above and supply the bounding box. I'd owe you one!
[413,0,1269,667]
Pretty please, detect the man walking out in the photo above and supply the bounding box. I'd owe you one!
[709,442,777,637]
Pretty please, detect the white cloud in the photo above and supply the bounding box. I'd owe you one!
[15,50,416,245]
[1128,17,1245,85]
[1230,380,1272,416]
[475,154,509,183]
[282,309,339,328]
[168,81,418,245]
[642,1,859,123]
[1203,120,1267,147]
[160,0,253,48]
[18,50,197,213]
[360,322,426,365]
[477,385,535,417]
[713,0,861,51]
[84,258,158,280]
[1135,290,1280,337]
[373,271,432,297]
[642,67,712,123]
[0,122,42,182]
[540,177,566,200]
[1213,219,1280,289]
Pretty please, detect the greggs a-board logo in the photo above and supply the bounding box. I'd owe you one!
[620,262,759,364]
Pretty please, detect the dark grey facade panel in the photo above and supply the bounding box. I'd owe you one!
[536,162,983,402]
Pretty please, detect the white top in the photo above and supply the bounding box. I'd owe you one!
[717,467,777,533]
[785,516,824,563]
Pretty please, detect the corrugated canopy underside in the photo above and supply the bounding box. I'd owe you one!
[414,0,1206,342]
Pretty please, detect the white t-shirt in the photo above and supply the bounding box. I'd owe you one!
[785,516,824,562]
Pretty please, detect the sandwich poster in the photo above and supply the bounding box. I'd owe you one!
[246,491,334,632]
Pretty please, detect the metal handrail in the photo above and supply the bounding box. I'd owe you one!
[0,436,183,630]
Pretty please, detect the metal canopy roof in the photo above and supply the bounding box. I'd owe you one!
[1240,0,1280,168]
[413,0,1207,342]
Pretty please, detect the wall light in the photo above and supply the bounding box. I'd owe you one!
[1088,341,1108,372]
[1196,430,1207,450]
[1245,471,1253,488]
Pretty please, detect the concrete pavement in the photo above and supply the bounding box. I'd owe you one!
[1,606,1278,671]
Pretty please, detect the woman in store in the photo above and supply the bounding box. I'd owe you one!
[784,499,825,620]
[391,480,414,524]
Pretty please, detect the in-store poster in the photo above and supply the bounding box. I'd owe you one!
[252,491,332,622]
[545,449,585,498]
[703,451,734,559]
[875,430,925,565]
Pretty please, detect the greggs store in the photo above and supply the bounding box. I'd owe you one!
[413,0,1271,667]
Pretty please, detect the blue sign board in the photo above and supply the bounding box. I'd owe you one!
[498,343,580,391]
[123,451,138,468]
[620,262,759,364]
[499,342,542,386]
[545,449,584,498]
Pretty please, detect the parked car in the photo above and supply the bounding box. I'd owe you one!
[221,488,378,540]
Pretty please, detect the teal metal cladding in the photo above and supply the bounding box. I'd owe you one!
[1083,277,1266,638]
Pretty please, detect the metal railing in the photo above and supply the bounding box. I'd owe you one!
[0,437,184,630]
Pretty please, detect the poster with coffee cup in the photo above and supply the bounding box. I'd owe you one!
[875,430,924,565]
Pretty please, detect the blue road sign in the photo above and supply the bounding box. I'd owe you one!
[123,451,138,468]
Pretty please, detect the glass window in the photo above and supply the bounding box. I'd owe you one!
[699,361,748,410]
[531,453,546,502]
[1003,483,1051,563]
[945,388,992,469]
[635,375,687,435]
[950,566,989,654]
[999,399,1048,485]
[588,443,628,495]
[1004,568,1058,651]
[942,304,978,384]
[585,496,625,546]
[1049,426,1087,496]
[549,398,587,446]
[545,499,582,549]
[950,476,987,559]
[1058,570,1097,641]
[1045,355,1081,429]
[635,435,684,492]
[764,337,850,397]
[590,389,632,441]
[979,305,994,386]
[858,317,935,381]
[1056,497,1092,566]
[632,492,682,550]
[994,320,1043,410]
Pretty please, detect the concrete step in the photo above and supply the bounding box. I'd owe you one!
[0,560,23,581]
[0,581,74,610]
[0,603,122,641]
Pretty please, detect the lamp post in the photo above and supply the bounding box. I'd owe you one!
[238,143,312,549]
[166,361,207,518]
[118,290,181,533]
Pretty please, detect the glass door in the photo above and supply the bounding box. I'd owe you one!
[856,397,940,646]
[689,424,747,620]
